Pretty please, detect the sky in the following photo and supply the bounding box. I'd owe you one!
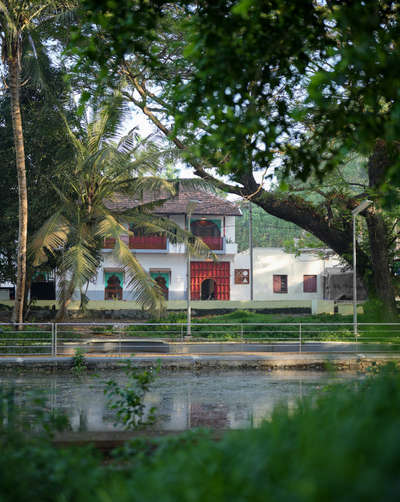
[122,103,269,202]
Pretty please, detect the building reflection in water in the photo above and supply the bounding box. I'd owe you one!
[3,370,355,432]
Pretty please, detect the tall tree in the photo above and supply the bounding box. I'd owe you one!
[0,46,76,287]
[0,0,74,323]
[73,0,400,317]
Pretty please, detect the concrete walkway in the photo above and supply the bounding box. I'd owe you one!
[0,352,399,371]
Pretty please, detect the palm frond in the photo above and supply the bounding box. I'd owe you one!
[123,176,176,198]
[60,241,99,289]
[87,93,128,153]
[95,214,130,240]
[58,110,86,160]
[108,197,171,216]
[112,238,165,312]
[178,178,217,194]
[29,212,70,266]
[0,2,17,39]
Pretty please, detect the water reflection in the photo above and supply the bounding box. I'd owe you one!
[1,370,356,431]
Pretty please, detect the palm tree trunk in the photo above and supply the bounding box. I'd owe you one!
[9,55,28,326]
[55,279,76,321]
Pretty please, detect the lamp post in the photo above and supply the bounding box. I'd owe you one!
[186,200,201,337]
[243,199,254,301]
[249,200,254,301]
[352,200,373,335]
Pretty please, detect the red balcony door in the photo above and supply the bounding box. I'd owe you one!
[201,236,223,250]
[190,261,230,300]
[191,220,223,250]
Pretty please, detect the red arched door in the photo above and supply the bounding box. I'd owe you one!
[191,262,230,300]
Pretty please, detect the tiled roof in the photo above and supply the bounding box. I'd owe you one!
[106,184,242,216]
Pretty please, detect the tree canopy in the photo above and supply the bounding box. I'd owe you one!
[78,0,400,194]
[69,0,400,316]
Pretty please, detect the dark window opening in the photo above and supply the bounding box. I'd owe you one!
[191,220,222,250]
[303,275,317,293]
[273,275,288,294]
[151,272,169,300]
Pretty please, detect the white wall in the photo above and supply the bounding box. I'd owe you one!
[224,216,235,242]
[88,252,189,301]
[84,247,340,302]
[232,248,340,301]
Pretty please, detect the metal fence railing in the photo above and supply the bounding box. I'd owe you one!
[2,322,400,356]
[0,323,54,356]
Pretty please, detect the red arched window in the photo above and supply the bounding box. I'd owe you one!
[105,274,123,300]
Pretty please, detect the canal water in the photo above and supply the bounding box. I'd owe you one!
[0,370,358,431]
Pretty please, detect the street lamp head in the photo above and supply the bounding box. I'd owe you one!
[352,199,373,216]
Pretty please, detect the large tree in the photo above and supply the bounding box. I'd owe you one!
[0,46,76,288]
[0,0,75,323]
[74,0,400,316]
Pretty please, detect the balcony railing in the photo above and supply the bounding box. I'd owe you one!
[105,235,225,251]
[129,235,167,250]
[198,236,224,251]
[104,238,116,249]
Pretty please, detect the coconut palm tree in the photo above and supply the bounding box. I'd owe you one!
[0,0,75,324]
[30,103,212,320]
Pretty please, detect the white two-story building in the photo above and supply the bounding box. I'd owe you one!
[86,186,242,302]
[81,186,341,303]
[0,186,346,307]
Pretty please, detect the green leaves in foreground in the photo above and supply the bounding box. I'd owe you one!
[3,365,400,501]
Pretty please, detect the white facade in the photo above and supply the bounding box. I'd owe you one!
[85,219,340,302]
[232,248,340,301]
[84,214,239,301]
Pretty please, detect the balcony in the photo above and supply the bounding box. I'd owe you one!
[104,238,116,249]
[129,235,167,250]
[199,236,224,251]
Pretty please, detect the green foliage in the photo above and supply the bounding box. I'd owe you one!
[71,347,87,376]
[362,298,390,323]
[104,360,159,430]
[4,365,400,500]
[236,203,304,251]
[78,0,400,195]
[0,46,76,284]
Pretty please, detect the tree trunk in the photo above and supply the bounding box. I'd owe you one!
[55,278,76,322]
[9,55,28,326]
[365,209,397,319]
